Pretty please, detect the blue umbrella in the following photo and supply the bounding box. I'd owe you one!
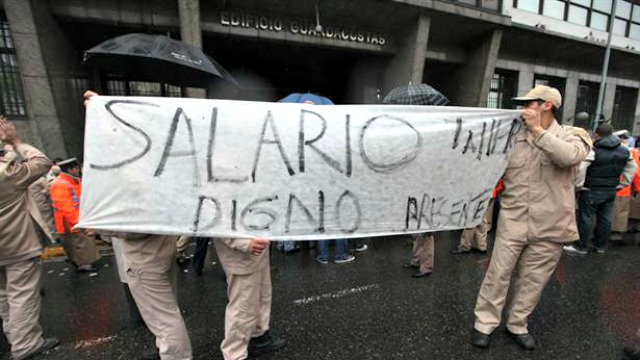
[278,92,334,105]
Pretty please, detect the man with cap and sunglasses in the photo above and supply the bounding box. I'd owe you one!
[471,85,591,350]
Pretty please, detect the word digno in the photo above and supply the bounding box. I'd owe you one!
[78,97,521,240]
[219,11,387,46]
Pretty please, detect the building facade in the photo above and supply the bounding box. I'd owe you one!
[1,0,639,158]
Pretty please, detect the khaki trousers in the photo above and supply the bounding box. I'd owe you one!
[221,259,272,360]
[410,234,434,273]
[122,238,192,360]
[474,234,562,335]
[60,232,101,266]
[0,259,45,359]
[611,195,631,233]
[459,199,495,251]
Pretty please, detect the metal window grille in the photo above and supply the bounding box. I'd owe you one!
[0,12,26,118]
[106,77,184,97]
[575,81,599,130]
[487,69,517,109]
[612,86,638,131]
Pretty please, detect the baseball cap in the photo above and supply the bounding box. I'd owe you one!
[512,85,562,108]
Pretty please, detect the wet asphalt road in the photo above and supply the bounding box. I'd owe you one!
[2,231,640,360]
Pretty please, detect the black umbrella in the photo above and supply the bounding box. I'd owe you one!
[83,33,236,88]
[382,83,449,106]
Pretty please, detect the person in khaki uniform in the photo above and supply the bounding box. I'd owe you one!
[83,90,192,360]
[610,144,640,242]
[117,233,193,360]
[471,85,591,350]
[27,176,55,242]
[0,118,59,360]
[403,233,435,278]
[452,180,503,255]
[214,238,284,360]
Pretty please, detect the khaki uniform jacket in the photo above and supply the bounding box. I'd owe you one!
[214,238,269,275]
[27,176,55,242]
[498,120,591,243]
[0,144,52,265]
[111,232,178,269]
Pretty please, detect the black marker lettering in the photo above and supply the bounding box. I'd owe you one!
[154,107,200,187]
[90,100,157,171]
[251,111,295,183]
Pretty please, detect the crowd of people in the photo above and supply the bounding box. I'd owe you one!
[2,85,640,360]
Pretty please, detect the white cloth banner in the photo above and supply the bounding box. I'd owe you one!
[78,96,522,239]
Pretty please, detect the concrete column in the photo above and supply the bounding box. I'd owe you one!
[602,81,617,121]
[383,14,430,93]
[517,70,534,98]
[177,0,206,98]
[4,0,69,158]
[450,29,503,107]
[562,71,580,125]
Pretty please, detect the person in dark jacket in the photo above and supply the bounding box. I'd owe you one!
[564,124,636,255]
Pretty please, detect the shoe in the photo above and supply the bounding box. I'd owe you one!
[316,258,328,265]
[334,255,355,264]
[506,329,535,350]
[248,330,285,357]
[402,263,419,269]
[176,253,190,265]
[77,264,98,273]
[609,232,623,241]
[140,350,161,360]
[450,249,471,255]
[624,346,640,359]
[594,248,606,254]
[471,329,491,349]
[354,244,368,252]
[14,337,59,360]
[472,248,488,254]
[563,245,587,255]
[412,270,433,278]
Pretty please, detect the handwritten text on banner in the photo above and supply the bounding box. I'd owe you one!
[78,97,521,239]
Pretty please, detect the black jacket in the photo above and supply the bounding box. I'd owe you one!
[584,134,629,190]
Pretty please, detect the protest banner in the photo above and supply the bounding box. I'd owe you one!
[77,96,521,239]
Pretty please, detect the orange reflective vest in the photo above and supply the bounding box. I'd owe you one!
[492,178,504,199]
[616,148,640,197]
[50,173,81,234]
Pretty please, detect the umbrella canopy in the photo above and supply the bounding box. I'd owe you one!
[278,93,334,105]
[84,33,236,88]
[382,83,449,106]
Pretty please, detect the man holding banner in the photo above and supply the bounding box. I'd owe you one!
[214,237,285,360]
[472,85,591,350]
[83,91,192,360]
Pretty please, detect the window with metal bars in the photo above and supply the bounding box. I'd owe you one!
[487,69,517,108]
[0,12,26,118]
[612,86,638,131]
[106,77,183,97]
[575,80,599,130]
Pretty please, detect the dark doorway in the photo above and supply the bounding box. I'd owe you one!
[422,61,461,105]
[204,36,370,103]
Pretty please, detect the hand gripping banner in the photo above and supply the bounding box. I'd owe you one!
[77,97,522,240]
